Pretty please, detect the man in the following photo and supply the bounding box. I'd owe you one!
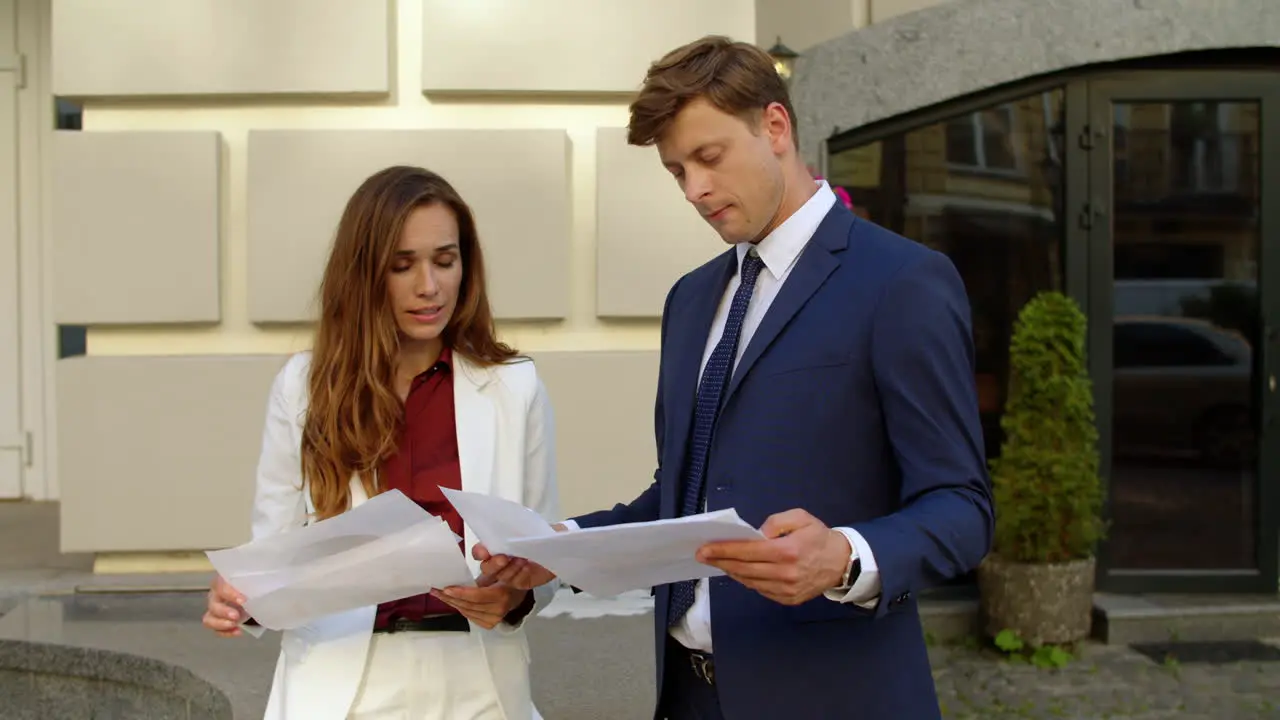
[479,35,993,719]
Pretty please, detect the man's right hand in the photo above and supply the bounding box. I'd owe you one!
[473,523,565,590]
[202,574,247,638]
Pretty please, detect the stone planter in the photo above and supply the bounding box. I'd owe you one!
[977,554,1096,646]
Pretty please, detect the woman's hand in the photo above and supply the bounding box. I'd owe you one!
[431,583,530,630]
[202,574,248,637]
[469,524,564,591]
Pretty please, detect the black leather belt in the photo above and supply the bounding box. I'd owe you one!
[373,614,470,634]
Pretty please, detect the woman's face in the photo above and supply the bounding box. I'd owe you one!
[385,203,464,347]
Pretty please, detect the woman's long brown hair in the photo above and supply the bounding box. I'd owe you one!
[301,166,519,520]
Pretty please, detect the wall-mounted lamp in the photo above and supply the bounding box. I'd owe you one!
[766,37,799,81]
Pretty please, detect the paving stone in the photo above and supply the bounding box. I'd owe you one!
[929,642,1280,719]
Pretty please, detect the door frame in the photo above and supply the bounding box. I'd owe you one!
[1081,70,1280,594]
[0,0,23,499]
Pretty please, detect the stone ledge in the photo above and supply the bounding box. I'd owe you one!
[791,0,1280,165]
[0,638,231,719]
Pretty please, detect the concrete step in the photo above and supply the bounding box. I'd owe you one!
[73,571,213,594]
[920,598,979,643]
[1092,592,1280,645]
[39,568,1280,650]
[917,591,1280,646]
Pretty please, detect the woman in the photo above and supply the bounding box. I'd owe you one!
[201,166,560,719]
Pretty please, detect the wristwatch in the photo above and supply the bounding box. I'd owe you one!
[836,555,862,592]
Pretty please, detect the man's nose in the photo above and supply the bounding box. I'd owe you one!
[683,170,712,204]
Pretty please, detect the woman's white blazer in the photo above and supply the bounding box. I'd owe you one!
[251,350,560,720]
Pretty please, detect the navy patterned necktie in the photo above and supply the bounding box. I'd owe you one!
[668,249,766,627]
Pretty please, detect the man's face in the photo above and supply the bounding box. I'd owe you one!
[656,98,790,245]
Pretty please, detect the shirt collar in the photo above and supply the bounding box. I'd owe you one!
[736,180,838,277]
[413,346,452,379]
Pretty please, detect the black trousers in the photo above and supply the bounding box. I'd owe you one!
[659,638,726,720]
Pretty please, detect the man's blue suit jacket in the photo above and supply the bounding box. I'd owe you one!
[573,202,994,719]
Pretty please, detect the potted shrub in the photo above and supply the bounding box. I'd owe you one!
[977,290,1105,647]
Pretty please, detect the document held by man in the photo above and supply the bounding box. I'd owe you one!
[443,490,765,597]
[440,486,557,555]
[205,489,474,632]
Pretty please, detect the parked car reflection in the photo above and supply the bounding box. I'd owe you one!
[1111,315,1255,468]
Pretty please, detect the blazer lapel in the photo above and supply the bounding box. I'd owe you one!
[348,476,369,507]
[452,355,496,578]
[662,250,737,516]
[453,355,496,500]
[722,205,853,406]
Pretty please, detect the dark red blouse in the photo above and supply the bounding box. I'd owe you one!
[372,347,534,629]
[374,348,465,627]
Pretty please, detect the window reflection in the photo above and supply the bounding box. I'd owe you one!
[1108,100,1261,571]
[828,88,1066,461]
[946,105,1022,173]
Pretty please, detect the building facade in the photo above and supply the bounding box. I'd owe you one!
[794,0,1280,594]
[2,0,1277,592]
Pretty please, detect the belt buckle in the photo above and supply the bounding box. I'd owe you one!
[688,651,715,685]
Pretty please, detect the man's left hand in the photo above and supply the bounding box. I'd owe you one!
[431,583,530,629]
[696,509,850,606]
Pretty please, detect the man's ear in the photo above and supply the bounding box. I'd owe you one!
[763,102,794,154]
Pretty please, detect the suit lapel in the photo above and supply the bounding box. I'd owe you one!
[722,205,853,406]
[663,249,737,516]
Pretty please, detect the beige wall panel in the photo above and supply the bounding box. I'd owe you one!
[421,0,756,94]
[756,0,859,52]
[532,350,659,519]
[52,131,222,325]
[57,351,659,551]
[870,0,951,23]
[51,0,389,97]
[57,354,286,552]
[247,130,570,323]
[596,127,726,318]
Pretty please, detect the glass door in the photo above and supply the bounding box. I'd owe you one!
[1087,72,1280,593]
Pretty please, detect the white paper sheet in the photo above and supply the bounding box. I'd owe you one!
[205,489,474,631]
[504,509,765,598]
[441,487,558,555]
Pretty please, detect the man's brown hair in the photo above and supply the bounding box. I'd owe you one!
[627,35,798,149]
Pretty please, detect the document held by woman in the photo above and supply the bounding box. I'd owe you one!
[204,489,473,631]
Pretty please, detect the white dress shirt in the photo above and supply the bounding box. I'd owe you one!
[567,181,882,653]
